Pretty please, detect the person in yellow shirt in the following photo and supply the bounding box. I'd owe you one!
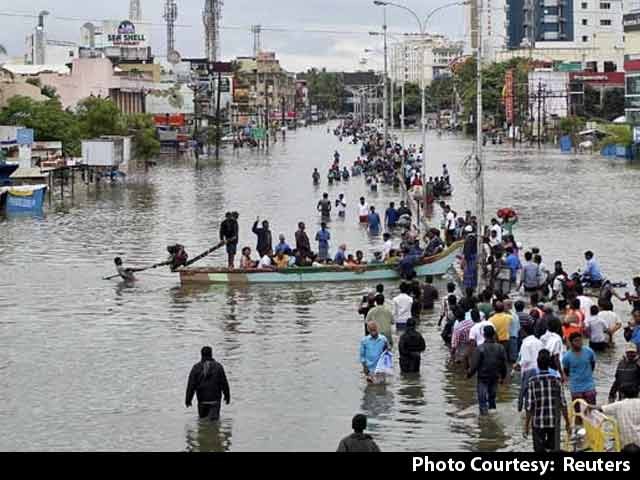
[274,251,290,269]
[489,301,513,348]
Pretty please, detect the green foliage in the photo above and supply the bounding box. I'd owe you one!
[0,44,6,56]
[453,57,531,125]
[0,96,81,156]
[26,77,41,88]
[126,113,160,161]
[41,85,58,99]
[302,68,344,112]
[602,123,632,146]
[76,96,125,138]
[0,95,161,161]
[558,116,586,135]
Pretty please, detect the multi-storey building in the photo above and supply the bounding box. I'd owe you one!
[388,34,464,85]
[501,0,624,73]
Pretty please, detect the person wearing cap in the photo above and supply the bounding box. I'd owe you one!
[467,324,508,415]
[609,343,640,402]
[337,414,380,452]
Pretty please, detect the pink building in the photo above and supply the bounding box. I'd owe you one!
[39,58,152,114]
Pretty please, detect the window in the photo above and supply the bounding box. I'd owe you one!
[600,19,612,26]
[581,2,588,8]
[582,35,589,42]
[582,19,588,25]
[600,2,611,8]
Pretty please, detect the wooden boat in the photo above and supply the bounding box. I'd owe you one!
[1,185,47,214]
[179,241,464,285]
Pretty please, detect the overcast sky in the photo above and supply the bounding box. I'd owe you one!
[0,0,468,72]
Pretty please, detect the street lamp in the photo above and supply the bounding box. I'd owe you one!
[372,1,389,145]
[373,1,468,160]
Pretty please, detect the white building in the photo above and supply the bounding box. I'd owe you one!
[465,0,508,60]
[389,34,464,86]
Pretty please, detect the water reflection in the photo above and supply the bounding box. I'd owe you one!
[185,418,233,453]
[361,384,394,421]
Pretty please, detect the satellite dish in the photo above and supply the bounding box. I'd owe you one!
[168,50,181,65]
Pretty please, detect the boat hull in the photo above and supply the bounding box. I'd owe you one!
[2,185,47,214]
[179,242,463,285]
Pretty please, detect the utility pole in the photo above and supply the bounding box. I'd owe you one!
[537,81,542,149]
[215,72,222,159]
[383,6,389,144]
[401,45,406,147]
[265,80,270,151]
[281,95,286,130]
[475,0,485,289]
[390,78,394,136]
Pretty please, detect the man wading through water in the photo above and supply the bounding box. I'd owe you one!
[185,346,231,421]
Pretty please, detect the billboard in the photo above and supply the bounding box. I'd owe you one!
[100,20,149,49]
[503,69,514,124]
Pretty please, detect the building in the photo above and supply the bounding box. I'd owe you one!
[466,0,508,60]
[38,58,152,113]
[502,0,624,73]
[389,34,464,86]
[0,126,34,168]
[233,52,296,127]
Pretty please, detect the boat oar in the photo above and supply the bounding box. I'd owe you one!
[102,261,167,281]
[183,238,235,268]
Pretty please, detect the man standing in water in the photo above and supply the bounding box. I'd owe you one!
[185,346,231,421]
[220,212,239,269]
[467,325,508,416]
[358,197,369,224]
[360,321,388,377]
[317,192,332,219]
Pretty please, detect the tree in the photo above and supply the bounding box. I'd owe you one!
[0,96,81,156]
[126,113,160,161]
[301,68,345,112]
[76,96,125,138]
[0,44,6,56]
[41,85,58,99]
[26,77,41,88]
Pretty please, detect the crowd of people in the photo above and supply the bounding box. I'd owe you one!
[184,121,640,453]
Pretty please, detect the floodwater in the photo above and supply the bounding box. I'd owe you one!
[1,125,639,452]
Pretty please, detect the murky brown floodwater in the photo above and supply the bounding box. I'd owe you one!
[1,124,639,451]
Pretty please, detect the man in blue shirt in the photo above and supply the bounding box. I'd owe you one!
[315,222,331,262]
[583,251,604,288]
[368,206,381,234]
[505,247,521,286]
[385,202,399,229]
[562,332,597,405]
[360,321,388,376]
[274,234,292,256]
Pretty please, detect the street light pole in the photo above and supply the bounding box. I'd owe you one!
[383,6,389,144]
[475,0,485,286]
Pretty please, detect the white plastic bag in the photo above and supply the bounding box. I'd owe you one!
[374,350,394,376]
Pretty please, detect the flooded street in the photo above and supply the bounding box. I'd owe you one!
[1,124,640,451]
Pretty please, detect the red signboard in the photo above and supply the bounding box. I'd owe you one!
[625,60,640,72]
[153,114,185,127]
[569,72,625,85]
[503,69,514,124]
